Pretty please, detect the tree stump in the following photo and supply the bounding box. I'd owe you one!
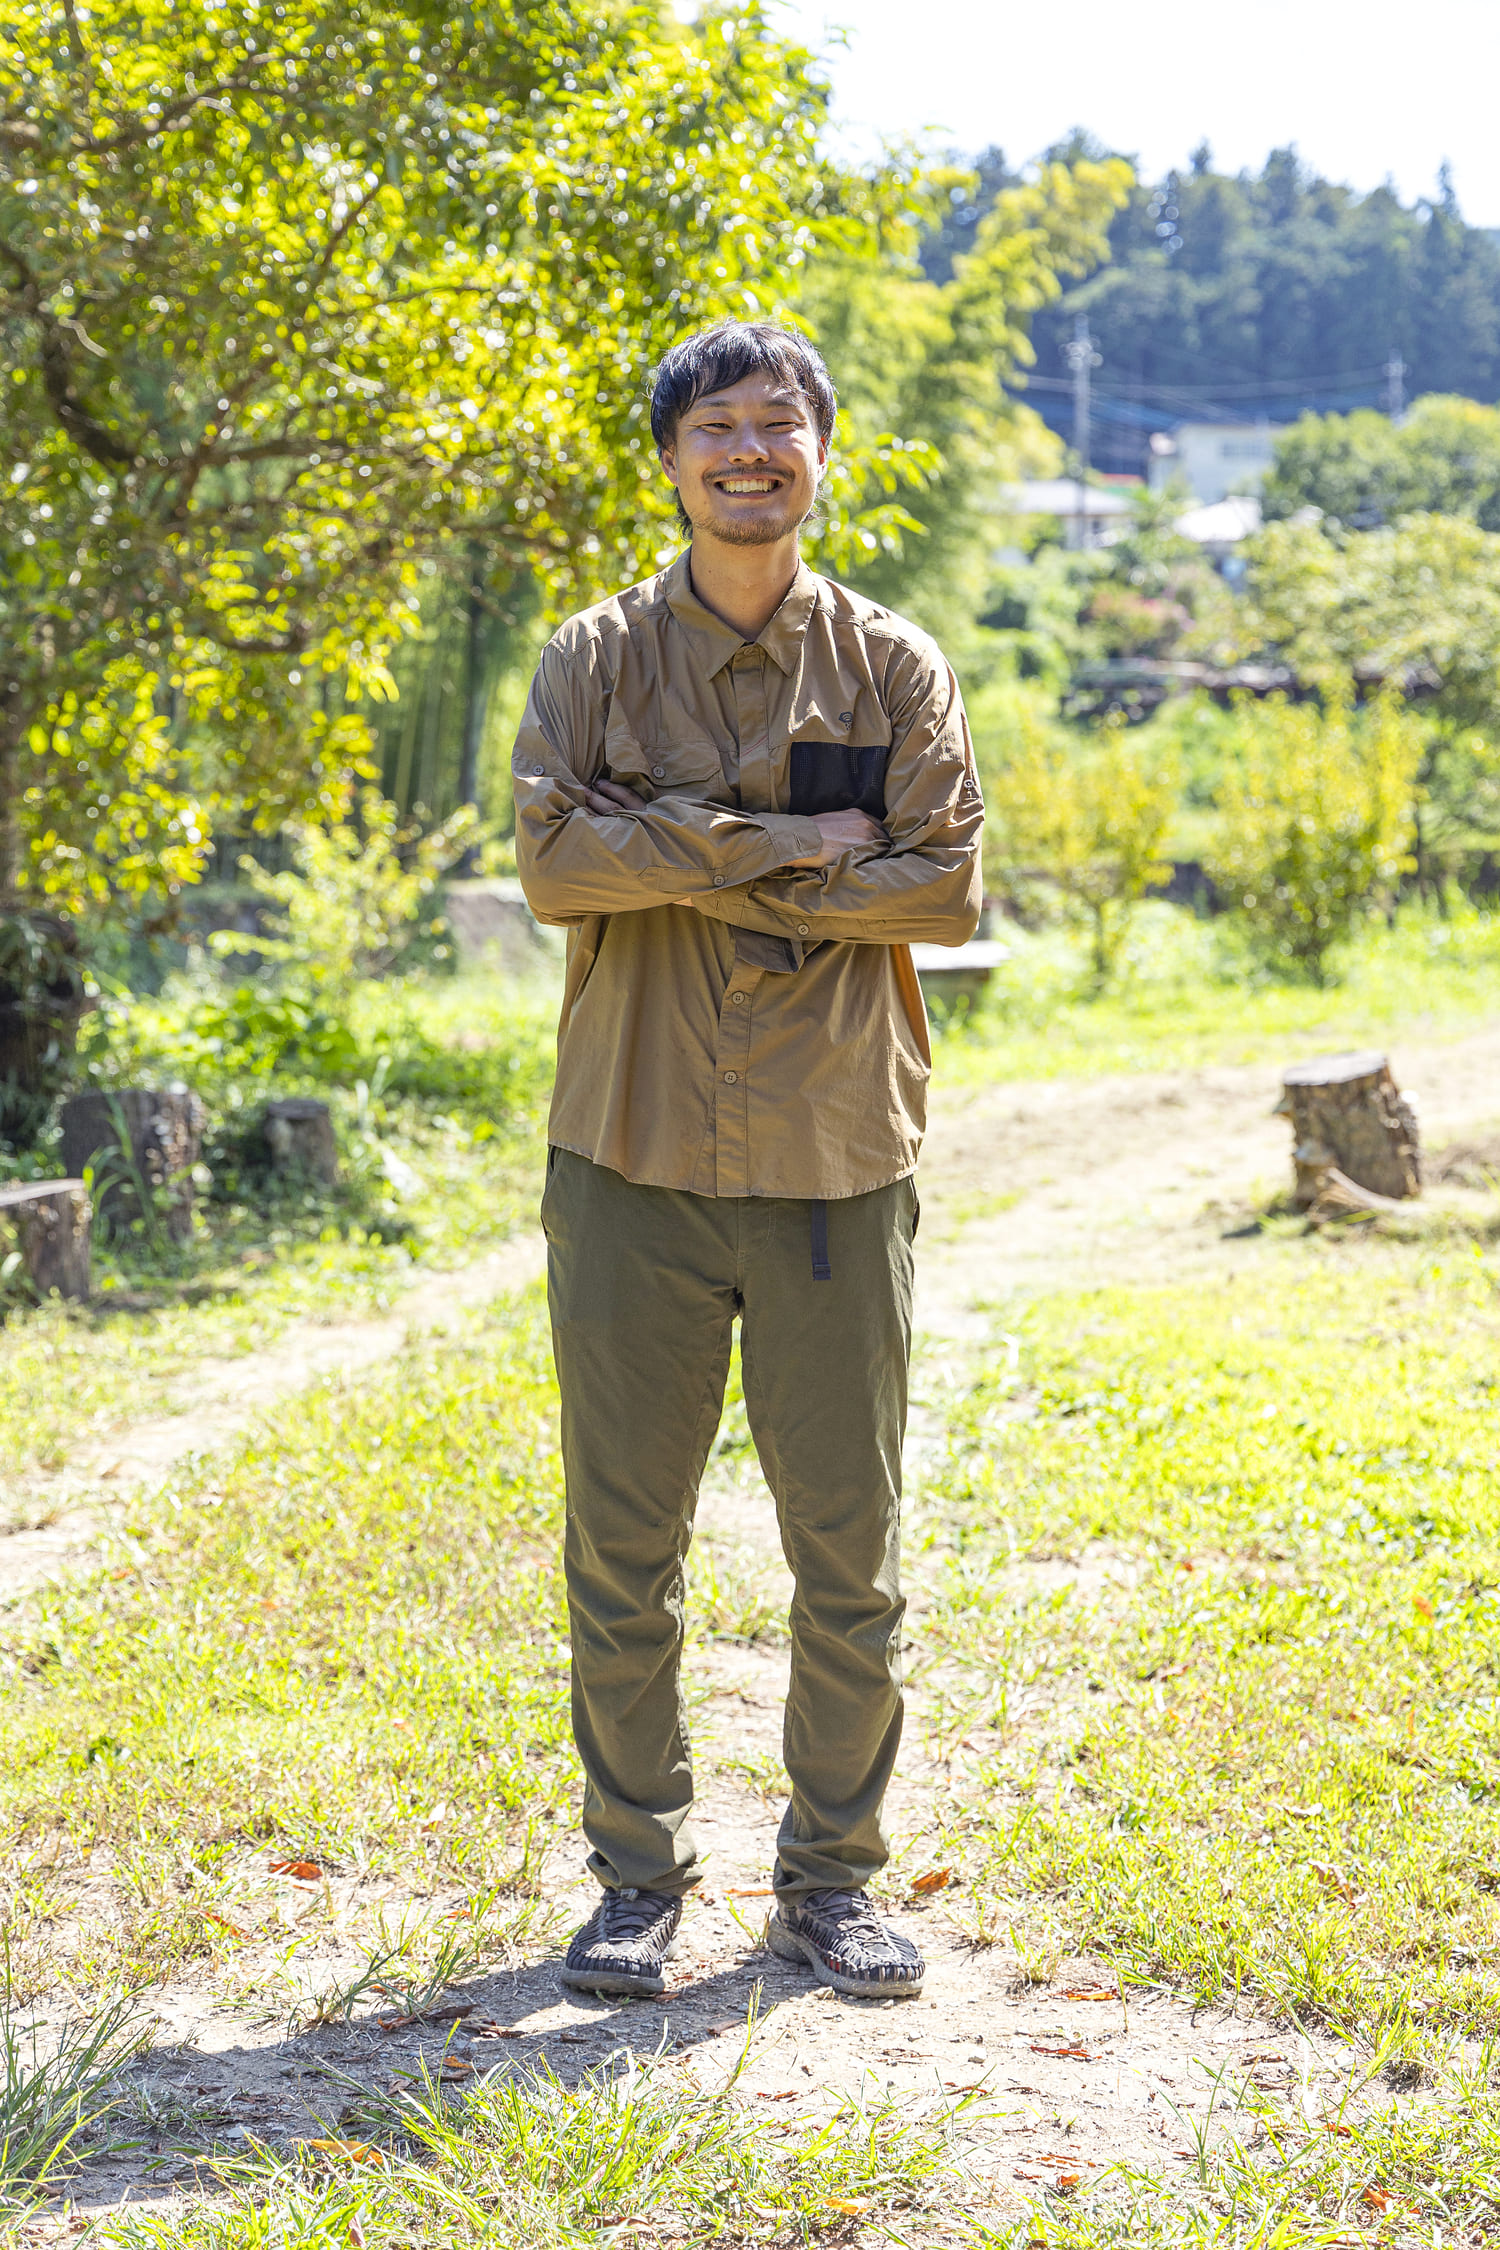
[1275,1051,1420,1211]
[60,1086,207,1244]
[0,1180,91,1300]
[264,1097,339,1186]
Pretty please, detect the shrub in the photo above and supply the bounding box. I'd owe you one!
[1205,695,1421,982]
[985,710,1179,985]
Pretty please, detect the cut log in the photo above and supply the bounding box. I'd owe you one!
[1274,1051,1420,1210]
[264,1097,339,1186]
[0,1179,91,1300]
[60,1085,207,1244]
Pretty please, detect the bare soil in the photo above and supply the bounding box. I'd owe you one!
[9,1022,1499,2223]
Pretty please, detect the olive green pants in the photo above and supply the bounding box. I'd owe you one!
[542,1148,917,1900]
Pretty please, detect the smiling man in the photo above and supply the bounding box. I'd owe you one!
[513,321,983,2002]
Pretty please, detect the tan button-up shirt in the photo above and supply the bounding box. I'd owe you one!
[512,552,983,1199]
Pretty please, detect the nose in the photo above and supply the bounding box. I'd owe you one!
[726,420,771,463]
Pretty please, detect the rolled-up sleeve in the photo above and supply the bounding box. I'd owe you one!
[691,645,984,947]
[513,630,824,925]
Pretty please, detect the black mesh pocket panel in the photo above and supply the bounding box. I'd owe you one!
[787,742,889,818]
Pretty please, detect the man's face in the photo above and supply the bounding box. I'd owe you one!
[660,370,828,548]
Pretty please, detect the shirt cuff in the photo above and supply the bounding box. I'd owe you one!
[758,814,824,867]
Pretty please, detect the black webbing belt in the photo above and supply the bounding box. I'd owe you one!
[810,1198,831,1282]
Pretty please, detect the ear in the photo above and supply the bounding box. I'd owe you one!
[659,443,679,491]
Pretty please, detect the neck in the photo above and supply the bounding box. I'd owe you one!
[686,530,802,642]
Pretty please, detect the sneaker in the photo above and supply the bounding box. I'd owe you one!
[768,1887,925,1999]
[560,1886,682,1998]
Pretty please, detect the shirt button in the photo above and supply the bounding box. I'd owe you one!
[796,922,809,936]
[730,992,746,1006]
[712,875,725,887]
[723,1071,738,1084]
[531,764,545,776]
[652,765,665,778]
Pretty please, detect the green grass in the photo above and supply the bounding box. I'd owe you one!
[0,973,554,1487]
[915,1244,1500,2049]
[937,902,1500,1081]
[0,1291,572,2004]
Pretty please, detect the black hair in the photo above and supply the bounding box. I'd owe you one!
[649,321,837,454]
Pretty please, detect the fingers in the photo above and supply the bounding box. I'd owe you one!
[585,778,649,814]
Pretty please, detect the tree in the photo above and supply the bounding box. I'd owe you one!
[1204,697,1420,982]
[1021,148,1500,475]
[1262,395,1500,529]
[984,708,1177,985]
[1241,511,1500,882]
[798,153,1133,632]
[0,0,886,914]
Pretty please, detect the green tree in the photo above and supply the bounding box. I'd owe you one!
[799,153,1133,631]
[1263,395,1500,529]
[1242,511,1500,883]
[0,0,888,914]
[1205,696,1421,982]
[985,708,1178,984]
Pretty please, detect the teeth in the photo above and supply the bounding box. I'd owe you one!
[720,479,775,493]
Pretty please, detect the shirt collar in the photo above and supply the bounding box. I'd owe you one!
[663,549,821,678]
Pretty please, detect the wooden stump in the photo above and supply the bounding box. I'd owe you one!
[60,1085,207,1243]
[264,1097,339,1186]
[1275,1051,1420,1211]
[0,1179,91,1300]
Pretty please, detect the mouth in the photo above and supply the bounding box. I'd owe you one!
[712,475,782,496]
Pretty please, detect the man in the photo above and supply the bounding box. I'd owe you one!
[513,320,982,2003]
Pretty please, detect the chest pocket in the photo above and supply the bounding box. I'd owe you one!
[788,742,890,819]
[604,724,728,804]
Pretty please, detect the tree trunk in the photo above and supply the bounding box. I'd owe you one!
[0,694,24,898]
[60,1085,207,1244]
[264,1097,339,1185]
[0,1179,91,1300]
[1275,1051,1421,1209]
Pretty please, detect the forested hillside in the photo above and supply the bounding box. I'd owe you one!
[924,142,1500,474]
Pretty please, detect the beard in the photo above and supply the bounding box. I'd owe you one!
[687,488,816,547]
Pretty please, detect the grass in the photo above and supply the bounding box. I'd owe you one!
[914,1241,1500,2049]
[937,900,1500,1081]
[83,2059,964,2248]
[0,972,554,1488]
[0,1290,572,2008]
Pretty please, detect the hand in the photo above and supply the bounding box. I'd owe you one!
[583,776,649,816]
[783,808,886,870]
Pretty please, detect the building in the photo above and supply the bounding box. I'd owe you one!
[999,477,1137,549]
[1148,422,1280,505]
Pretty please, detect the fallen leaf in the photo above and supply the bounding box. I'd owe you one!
[420,1805,449,1831]
[825,2198,871,2217]
[304,2139,384,2168]
[349,2222,366,2249]
[1414,1594,1434,1620]
[755,2089,798,2101]
[1324,2121,1354,2138]
[201,1908,250,1940]
[270,1858,323,1881]
[1056,2173,1082,2192]
[726,1886,775,1898]
[470,2021,524,2039]
[911,1868,954,1895]
[1030,2043,1092,2061]
[1056,1987,1118,2002]
[440,2058,473,2075]
[1361,2189,1390,2211]
[556,2032,586,2045]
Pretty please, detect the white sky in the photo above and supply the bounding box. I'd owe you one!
[755,0,1500,227]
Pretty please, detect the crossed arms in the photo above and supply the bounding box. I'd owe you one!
[512,631,984,949]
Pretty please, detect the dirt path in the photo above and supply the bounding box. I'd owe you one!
[14,1023,1499,2219]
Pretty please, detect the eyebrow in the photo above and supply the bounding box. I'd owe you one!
[690,387,805,412]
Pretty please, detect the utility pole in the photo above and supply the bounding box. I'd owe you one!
[1063,315,1102,548]
[1383,349,1408,422]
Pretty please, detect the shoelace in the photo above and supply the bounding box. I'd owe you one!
[806,1888,890,1941]
[597,1886,674,1942]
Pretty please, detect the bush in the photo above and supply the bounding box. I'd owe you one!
[985,710,1179,985]
[1205,695,1421,982]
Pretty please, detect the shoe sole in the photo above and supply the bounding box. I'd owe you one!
[559,1934,678,1999]
[767,1914,924,2000]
